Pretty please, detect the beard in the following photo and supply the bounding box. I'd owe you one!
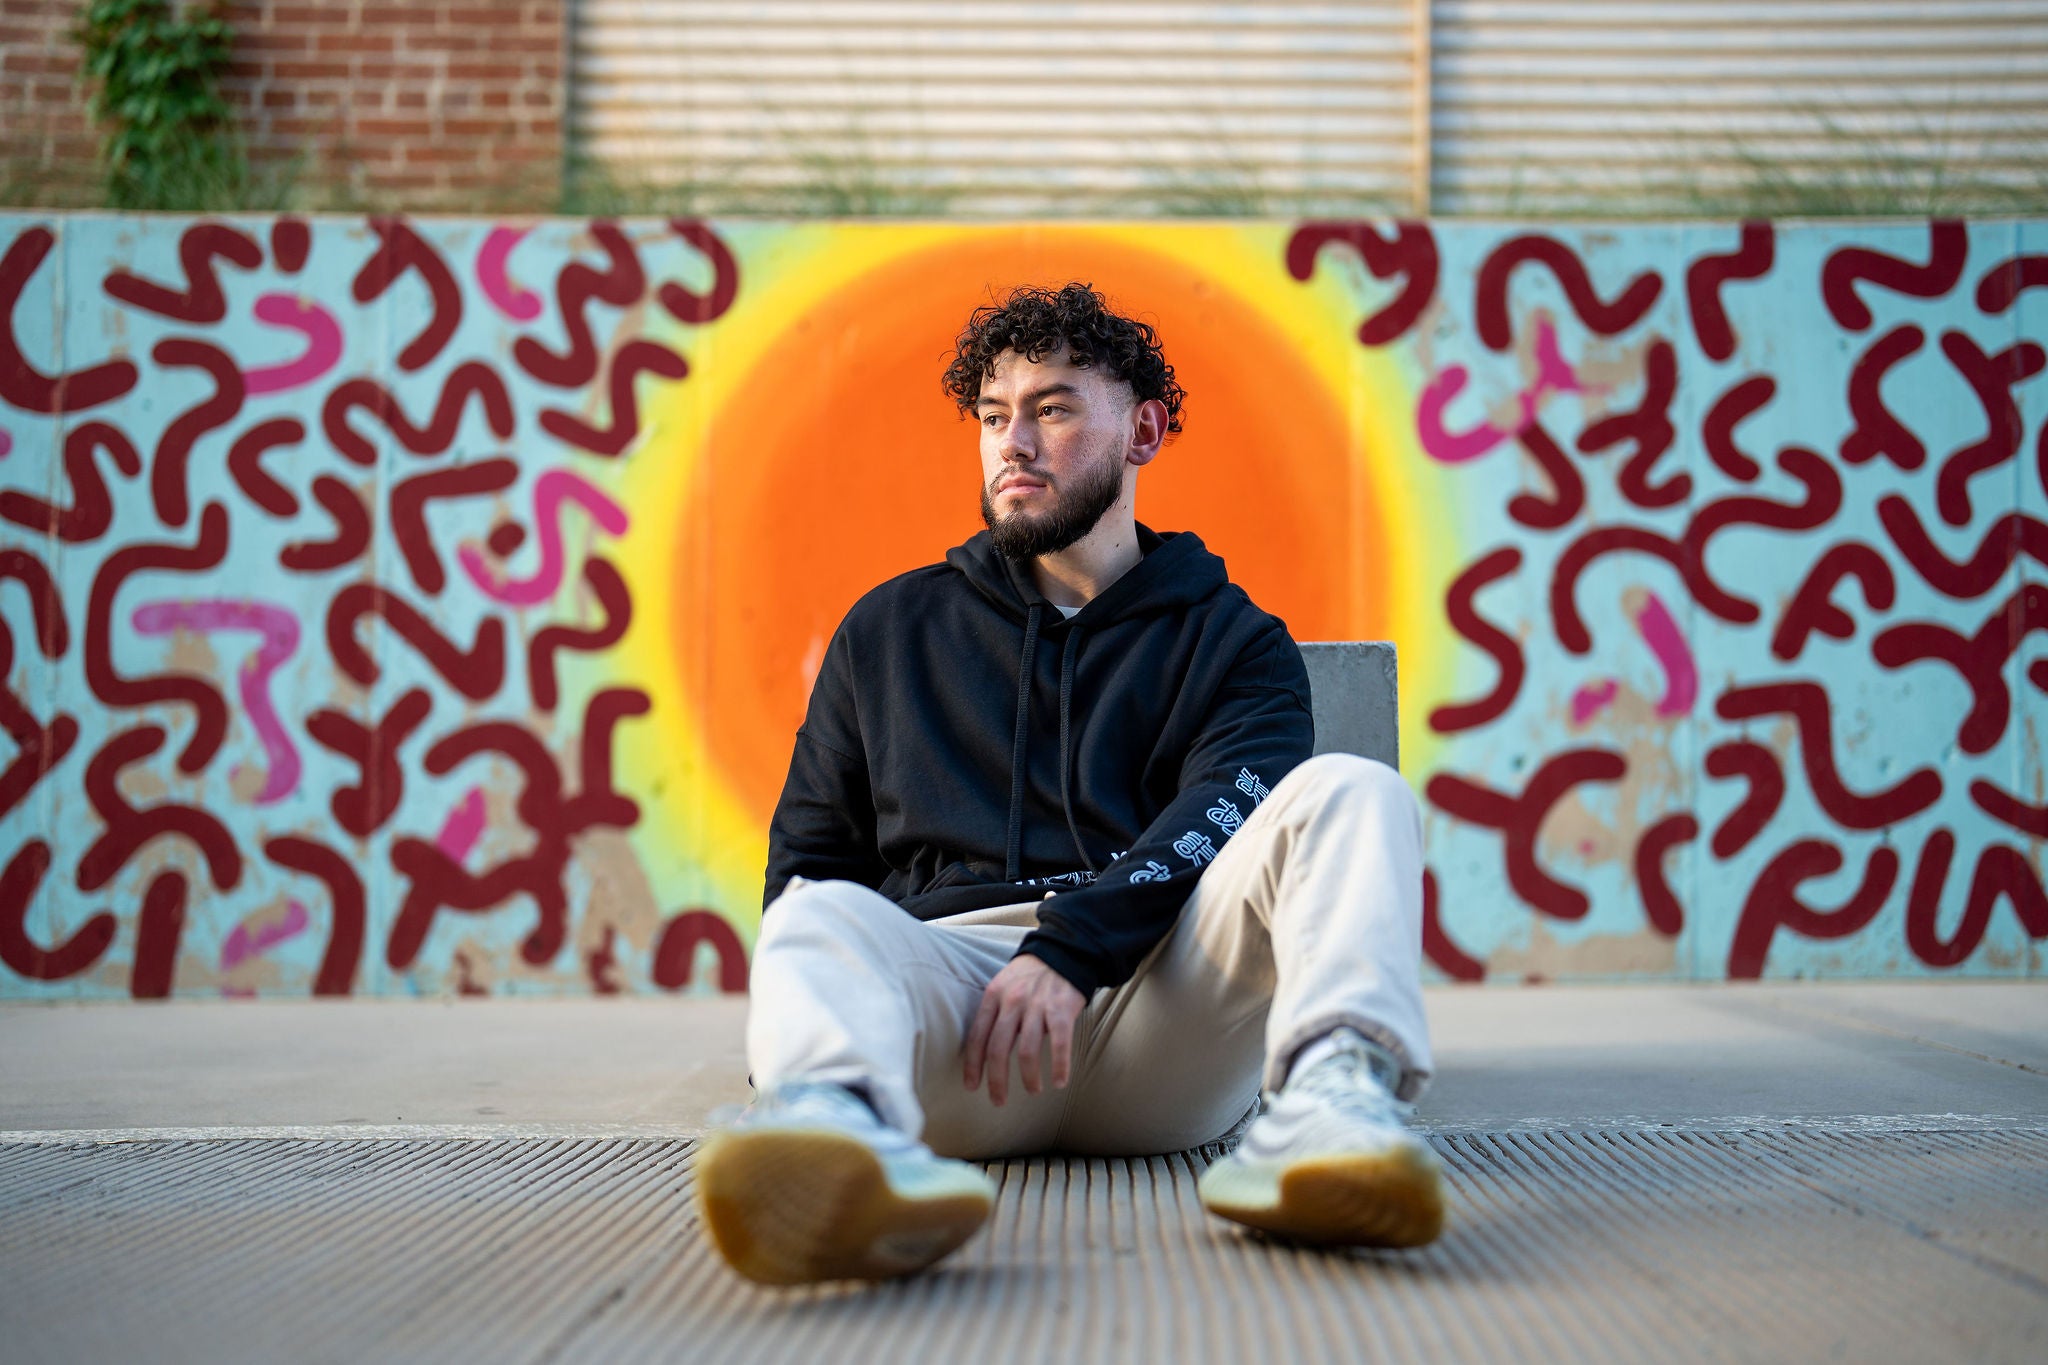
[979,446,1126,562]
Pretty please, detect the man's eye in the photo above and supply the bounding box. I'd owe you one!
[982,413,1002,427]
[1040,405,1064,418]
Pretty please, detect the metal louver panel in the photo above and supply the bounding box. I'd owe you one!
[569,1,1425,215]
[1429,0,2048,216]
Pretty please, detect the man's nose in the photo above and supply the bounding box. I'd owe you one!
[999,416,1037,461]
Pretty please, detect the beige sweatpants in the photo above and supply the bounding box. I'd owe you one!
[747,752,1432,1159]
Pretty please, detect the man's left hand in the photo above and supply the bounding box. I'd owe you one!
[963,954,1086,1105]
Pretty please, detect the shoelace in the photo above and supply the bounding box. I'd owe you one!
[1288,1040,1407,1126]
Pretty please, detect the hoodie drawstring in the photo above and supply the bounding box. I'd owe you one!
[1057,626,1096,874]
[1004,603,1043,881]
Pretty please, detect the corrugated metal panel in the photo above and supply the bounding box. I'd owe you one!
[569,1,1423,215]
[1430,0,2048,216]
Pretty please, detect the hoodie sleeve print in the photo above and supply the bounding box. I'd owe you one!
[762,620,892,910]
[1015,623,1315,996]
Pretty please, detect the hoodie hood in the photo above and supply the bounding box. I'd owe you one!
[945,522,1230,626]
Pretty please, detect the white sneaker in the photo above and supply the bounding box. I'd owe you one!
[1197,1027,1445,1247]
[695,1081,997,1284]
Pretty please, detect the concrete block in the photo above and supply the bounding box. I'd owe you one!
[1299,640,1398,771]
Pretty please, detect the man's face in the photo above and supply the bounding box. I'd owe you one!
[974,347,1135,562]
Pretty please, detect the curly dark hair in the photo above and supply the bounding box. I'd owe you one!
[942,282,1185,435]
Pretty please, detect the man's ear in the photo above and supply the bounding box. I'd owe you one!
[1127,397,1169,466]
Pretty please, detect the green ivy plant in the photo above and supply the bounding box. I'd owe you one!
[72,0,252,210]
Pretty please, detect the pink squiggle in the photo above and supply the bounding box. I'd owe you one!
[1634,590,1697,717]
[1417,315,1597,464]
[1570,678,1619,725]
[479,226,543,321]
[436,786,488,864]
[459,469,629,606]
[1417,366,1510,463]
[220,899,311,995]
[0,426,12,458]
[131,599,302,803]
[243,293,343,395]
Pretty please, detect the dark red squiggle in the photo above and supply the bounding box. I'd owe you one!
[1969,780,2048,839]
[1702,375,1773,482]
[386,689,648,971]
[1839,325,1926,470]
[1716,681,1942,828]
[0,227,138,413]
[652,909,749,992]
[1635,813,1696,936]
[326,583,506,701]
[1933,330,2046,528]
[539,339,688,457]
[1821,219,1968,330]
[1682,447,1843,622]
[1686,221,1773,361]
[1873,583,2048,756]
[76,724,242,893]
[660,219,742,325]
[305,687,433,838]
[1703,742,1784,859]
[0,576,77,823]
[321,362,515,466]
[1507,421,1583,529]
[0,546,66,657]
[1727,840,1898,978]
[265,836,365,995]
[104,222,262,322]
[514,221,644,387]
[1578,339,1685,508]
[1429,547,1525,733]
[566,688,649,832]
[225,417,305,517]
[1550,525,1750,652]
[389,458,520,593]
[0,841,114,981]
[85,504,230,773]
[1475,235,1662,351]
[529,558,632,709]
[0,422,140,542]
[1880,495,2048,600]
[128,870,188,999]
[151,339,246,528]
[1770,542,1897,661]
[1284,221,1440,346]
[1976,253,2048,313]
[1425,749,1628,921]
[279,476,371,573]
[352,217,463,371]
[1419,867,1486,982]
[1904,832,2048,969]
[270,217,310,273]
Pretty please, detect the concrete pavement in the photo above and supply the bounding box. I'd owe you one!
[3,983,2044,1363]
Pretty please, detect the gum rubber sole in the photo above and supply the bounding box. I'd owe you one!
[1198,1145,1446,1248]
[695,1129,994,1285]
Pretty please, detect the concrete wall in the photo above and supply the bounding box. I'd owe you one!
[0,214,2042,998]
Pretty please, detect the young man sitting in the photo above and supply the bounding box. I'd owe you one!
[697,283,1440,1285]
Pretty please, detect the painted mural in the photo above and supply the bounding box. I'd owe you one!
[0,214,2042,999]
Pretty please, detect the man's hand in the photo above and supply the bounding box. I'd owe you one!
[963,954,1086,1105]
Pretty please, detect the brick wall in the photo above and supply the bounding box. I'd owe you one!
[0,0,567,207]
[1,0,98,198]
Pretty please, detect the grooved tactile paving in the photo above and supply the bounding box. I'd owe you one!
[3,1130,2045,1364]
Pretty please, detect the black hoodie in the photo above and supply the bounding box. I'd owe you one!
[762,522,1314,997]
